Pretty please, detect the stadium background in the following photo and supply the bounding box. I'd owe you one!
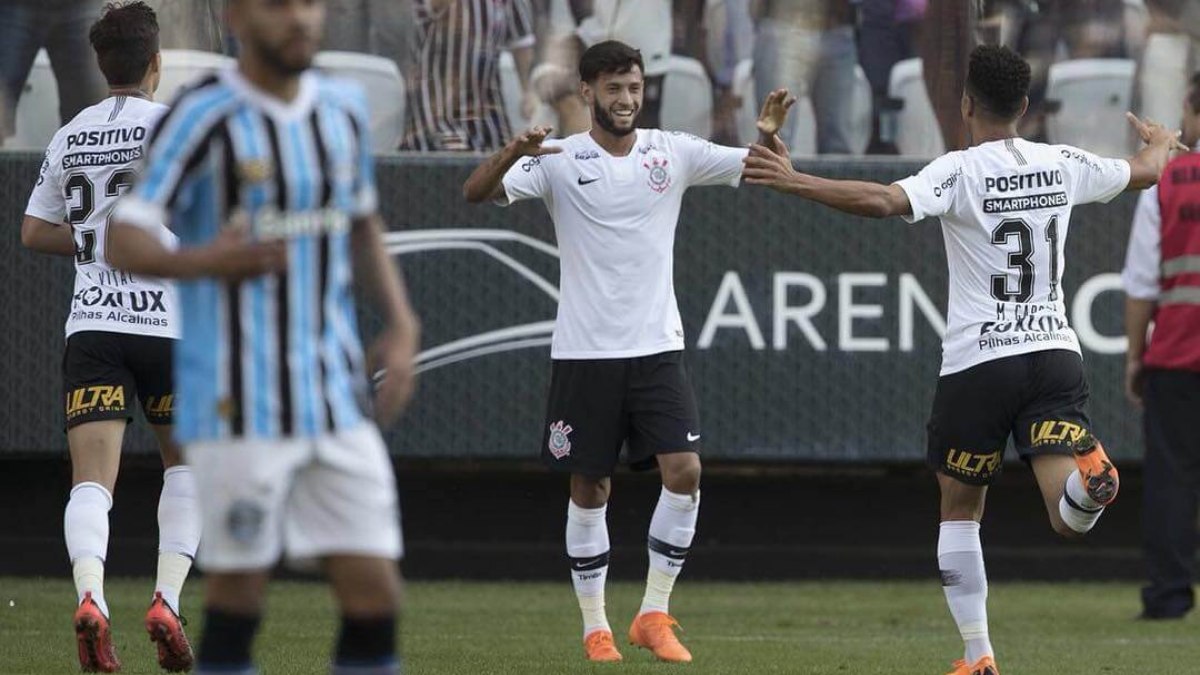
[0,153,1147,581]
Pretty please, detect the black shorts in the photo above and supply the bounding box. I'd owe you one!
[927,349,1092,486]
[541,351,701,477]
[63,331,174,429]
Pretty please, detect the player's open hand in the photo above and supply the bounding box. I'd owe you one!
[370,324,419,427]
[1126,112,1189,153]
[511,126,563,157]
[743,139,800,192]
[756,88,797,138]
[197,218,287,280]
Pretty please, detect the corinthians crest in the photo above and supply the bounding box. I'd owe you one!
[643,156,672,193]
[547,420,573,459]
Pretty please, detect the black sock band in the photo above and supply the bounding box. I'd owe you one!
[335,615,397,666]
[197,608,260,668]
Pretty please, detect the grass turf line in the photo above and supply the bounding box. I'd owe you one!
[1,578,1197,674]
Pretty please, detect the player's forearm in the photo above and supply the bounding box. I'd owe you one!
[787,175,901,219]
[463,142,522,203]
[1124,296,1156,363]
[353,215,421,337]
[1127,139,1174,190]
[20,217,76,256]
[108,222,206,279]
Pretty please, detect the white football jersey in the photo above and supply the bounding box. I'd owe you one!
[897,137,1130,375]
[501,129,747,359]
[25,95,179,340]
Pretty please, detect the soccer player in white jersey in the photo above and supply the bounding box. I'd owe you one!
[107,1,420,674]
[743,45,1185,675]
[463,40,794,663]
[20,3,198,671]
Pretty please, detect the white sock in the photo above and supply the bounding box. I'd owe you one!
[566,500,611,638]
[639,487,699,616]
[64,482,113,617]
[938,520,992,665]
[1059,468,1105,534]
[156,466,200,614]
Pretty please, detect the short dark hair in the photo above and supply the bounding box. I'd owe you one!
[89,1,159,86]
[965,44,1031,120]
[579,40,644,83]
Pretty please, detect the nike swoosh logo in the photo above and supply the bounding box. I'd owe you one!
[687,433,700,442]
[668,550,688,557]
[577,176,600,185]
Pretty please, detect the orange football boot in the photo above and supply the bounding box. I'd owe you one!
[74,592,121,673]
[628,611,692,663]
[945,656,1000,675]
[1073,433,1119,506]
[145,591,194,672]
[583,629,623,662]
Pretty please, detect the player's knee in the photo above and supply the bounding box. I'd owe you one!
[205,573,269,614]
[661,458,701,495]
[570,475,611,508]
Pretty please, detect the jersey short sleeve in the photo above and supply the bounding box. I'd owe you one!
[674,132,747,187]
[1057,145,1130,205]
[1122,186,1162,301]
[895,152,963,223]
[113,83,231,231]
[500,151,557,205]
[343,85,379,218]
[24,140,66,224]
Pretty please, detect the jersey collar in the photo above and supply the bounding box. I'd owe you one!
[220,66,317,122]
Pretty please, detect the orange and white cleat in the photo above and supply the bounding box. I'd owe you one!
[583,629,623,662]
[144,592,194,672]
[945,656,1000,675]
[628,611,692,663]
[1073,433,1119,506]
[74,592,121,673]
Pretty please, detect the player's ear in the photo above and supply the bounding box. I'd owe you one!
[1016,95,1030,120]
[580,79,594,106]
[147,52,162,96]
[961,92,973,121]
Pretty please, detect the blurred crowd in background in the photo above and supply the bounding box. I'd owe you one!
[1,0,1198,156]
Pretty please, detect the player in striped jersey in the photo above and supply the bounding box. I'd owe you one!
[108,1,420,673]
[20,3,198,671]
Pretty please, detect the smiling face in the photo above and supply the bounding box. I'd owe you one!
[583,66,644,137]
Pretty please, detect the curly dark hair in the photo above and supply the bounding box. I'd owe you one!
[966,44,1031,120]
[89,1,159,87]
[579,40,645,84]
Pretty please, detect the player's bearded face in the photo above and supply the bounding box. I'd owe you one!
[590,71,643,137]
[237,0,325,75]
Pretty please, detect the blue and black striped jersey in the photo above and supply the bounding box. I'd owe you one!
[117,67,377,443]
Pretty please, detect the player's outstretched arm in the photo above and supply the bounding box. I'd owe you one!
[20,215,76,256]
[462,125,562,203]
[107,219,287,280]
[1126,112,1188,190]
[742,140,912,218]
[352,213,421,426]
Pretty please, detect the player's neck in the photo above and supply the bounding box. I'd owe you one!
[237,57,301,104]
[969,125,1020,147]
[107,87,150,101]
[589,127,637,157]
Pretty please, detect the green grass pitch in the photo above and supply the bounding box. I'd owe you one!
[2,578,1198,674]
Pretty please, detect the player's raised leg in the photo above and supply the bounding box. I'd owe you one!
[1030,437,1116,539]
[629,451,700,664]
[937,474,998,675]
[146,423,199,672]
[568,474,620,662]
[65,417,125,673]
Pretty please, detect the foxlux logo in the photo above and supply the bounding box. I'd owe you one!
[75,287,166,312]
[548,420,573,459]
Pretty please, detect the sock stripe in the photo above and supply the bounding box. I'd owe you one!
[569,552,610,572]
[1064,490,1104,514]
[648,536,689,561]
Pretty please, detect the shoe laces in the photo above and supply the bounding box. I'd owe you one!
[645,614,683,642]
[586,631,615,649]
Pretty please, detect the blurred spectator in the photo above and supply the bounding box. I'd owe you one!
[321,0,417,77]
[858,0,924,153]
[401,0,537,152]
[919,0,978,151]
[751,0,859,154]
[1134,1,1199,139]
[141,0,227,52]
[1122,72,1200,621]
[0,0,107,144]
[702,0,756,145]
